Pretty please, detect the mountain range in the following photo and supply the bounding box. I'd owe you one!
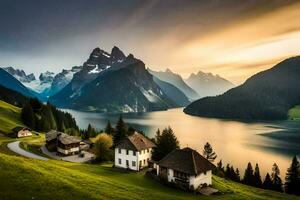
[1,45,234,113]
[184,56,300,120]
[185,71,234,98]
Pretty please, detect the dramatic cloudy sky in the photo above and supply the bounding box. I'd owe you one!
[1,0,300,84]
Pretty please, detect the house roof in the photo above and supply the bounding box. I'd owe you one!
[158,147,216,175]
[12,126,31,133]
[45,130,81,145]
[115,132,155,151]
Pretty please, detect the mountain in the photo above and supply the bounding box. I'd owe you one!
[148,68,199,100]
[185,71,234,98]
[50,66,83,96]
[184,57,300,120]
[50,47,178,112]
[0,68,36,98]
[152,76,190,106]
[3,66,84,99]
[3,67,36,83]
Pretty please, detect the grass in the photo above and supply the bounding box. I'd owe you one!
[0,100,299,200]
[288,105,300,120]
[0,100,23,134]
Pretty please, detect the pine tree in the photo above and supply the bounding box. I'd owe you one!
[271,163,283,192]
[225,164,231,178]
[105,120,114,135]
[285,156,300,195]
[214,159,225,177]
[87,124,97,138]
[235,168,240,182]
[203,142,217,162]
[151,127,179,161]
[113,115,127,145]
[243,162,255,186]
[217,159,224,172]
[263,173,273,190]
[254,163,263,188]
[21,103,35,129]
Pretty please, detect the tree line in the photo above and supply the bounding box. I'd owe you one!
[21,98,79,135]
[216,156,300,195]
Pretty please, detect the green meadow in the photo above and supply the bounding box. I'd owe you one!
[0,100,299,200]
[289,105,300,120]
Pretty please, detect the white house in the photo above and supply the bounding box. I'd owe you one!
[156,147,215,190]
[114,132,156,171]
[13,127,32,138]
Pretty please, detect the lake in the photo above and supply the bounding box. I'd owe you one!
[64,108,300,178]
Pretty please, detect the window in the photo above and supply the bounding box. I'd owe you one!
[126,160,129,166]
[143,159,146,164]
[126,150,129,155]
[118,158,121,164]
[139,160,142,166]
[147,149,149,153]
[132,161,136,167]
[118,148,121,154]
[133,151,136,156]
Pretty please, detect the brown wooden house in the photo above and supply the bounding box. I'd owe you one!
[45,130,81,156]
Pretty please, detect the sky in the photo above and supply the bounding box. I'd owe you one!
[1,0,300,84]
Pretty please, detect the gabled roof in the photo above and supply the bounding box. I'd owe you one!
[158,147,215,175]
[115,132,155,151]
[12,126,31,133]
[45,130,81,145]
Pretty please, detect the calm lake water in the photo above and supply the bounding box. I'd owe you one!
[65,108,300,178]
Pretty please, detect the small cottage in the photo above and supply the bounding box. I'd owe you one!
[12,127,32,138]
[156,147,215,190]
[45,130,81,156]
[114,132,156,171]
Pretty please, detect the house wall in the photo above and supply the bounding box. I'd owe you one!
[189,170,212,189]
[17,130,32,138]
[114,148,139,171]
[114,148,152,171]
[57,146,80,155]
[137,148,152,169]
[156,165,212,190]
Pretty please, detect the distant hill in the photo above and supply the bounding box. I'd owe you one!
[148,68,199,100]
[185,71,234,98]
[184,57,300,120]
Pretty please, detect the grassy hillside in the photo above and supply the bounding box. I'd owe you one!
[0,100,299,200]
[1,152,299,200]
[0,100,23,134]
[288,105,300,120]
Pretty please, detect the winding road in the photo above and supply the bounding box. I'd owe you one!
[7,141,49,161]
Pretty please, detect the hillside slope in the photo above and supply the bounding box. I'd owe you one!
[1,153,299,200]
[184,57,300,120]
[0,100,23,134]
